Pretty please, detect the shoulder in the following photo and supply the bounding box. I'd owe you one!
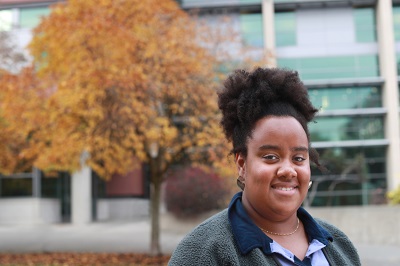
[184,209,232,241]
[169,209,238,265]
[315,218,352,241]
[315,217,355,246]
[315,218,361,266]
[197,208,231,230]
[314,218,344,235]
[180,209,233,243]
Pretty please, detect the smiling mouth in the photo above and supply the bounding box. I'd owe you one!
[273,186,297,191]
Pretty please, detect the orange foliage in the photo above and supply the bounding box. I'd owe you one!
[24,0,234,180]
[0,67,46,173]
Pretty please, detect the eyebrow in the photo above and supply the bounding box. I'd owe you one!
[258,144,309,152]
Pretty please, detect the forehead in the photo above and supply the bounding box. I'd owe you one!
[249,116,308,147]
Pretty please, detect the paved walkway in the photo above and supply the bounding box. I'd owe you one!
[0,214,399,265]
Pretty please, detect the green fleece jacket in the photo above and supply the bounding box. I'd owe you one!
[169,209,361,266]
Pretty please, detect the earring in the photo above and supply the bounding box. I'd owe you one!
[308,181,313,189]
[237,176,245,190]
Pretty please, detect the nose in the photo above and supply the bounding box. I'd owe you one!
[277,162,297,179]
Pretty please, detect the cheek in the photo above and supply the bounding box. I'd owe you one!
[298,165,311,183]
[247,164,275,185]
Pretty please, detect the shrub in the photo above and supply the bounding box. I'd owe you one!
[387,186,400,204]
[165,166,230,217]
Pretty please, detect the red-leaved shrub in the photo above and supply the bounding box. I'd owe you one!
[165,166,230,217]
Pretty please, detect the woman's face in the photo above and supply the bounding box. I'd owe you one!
[236,116,310,221]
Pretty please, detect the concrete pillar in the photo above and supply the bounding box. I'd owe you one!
[71,152,92,224]
[376,0,400,191]
[262,0,277,67]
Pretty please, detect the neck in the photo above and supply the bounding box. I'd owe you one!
[258,217,300,236]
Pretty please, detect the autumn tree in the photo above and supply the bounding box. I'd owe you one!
[0,70,30,174]
[26,0,232,255]
[0,30,37,174]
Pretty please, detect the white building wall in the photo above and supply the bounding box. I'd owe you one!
[307,205,400,245]
[0,198,60,224]
[97,198,150,221]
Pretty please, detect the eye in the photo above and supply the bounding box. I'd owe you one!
[293,156,306,162]
[263,154,278,160]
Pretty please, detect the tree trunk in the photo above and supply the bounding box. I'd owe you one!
[149,159,162,256]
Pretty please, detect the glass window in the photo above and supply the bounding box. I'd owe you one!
[275,12,296,47]
[354,8,376,43]
[240,13,263,48]
[0,178,32,197]
[19,7,50,28]
[393,7,400,41]
[309,146,386,206]
[0,9,13,31]
[278,55,379,80]
[396,52,400,74]
[41,176,59,198]
[310,116,384,142]
[93,171,107,198]
[309,86,382,111]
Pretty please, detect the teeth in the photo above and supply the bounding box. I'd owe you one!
[275,187,295,191]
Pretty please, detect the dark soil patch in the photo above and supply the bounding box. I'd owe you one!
[0,252,170,266]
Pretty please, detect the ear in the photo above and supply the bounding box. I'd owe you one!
[235,153,246,177]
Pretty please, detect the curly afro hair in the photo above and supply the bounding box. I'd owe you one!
[217,67,321,165]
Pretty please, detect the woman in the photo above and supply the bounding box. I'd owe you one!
[168,67,361,265]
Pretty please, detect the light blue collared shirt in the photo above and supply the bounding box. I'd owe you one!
[271,238,329,266]
[228,192,333,266]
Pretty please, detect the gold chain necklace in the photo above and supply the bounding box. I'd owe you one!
[259,218,300,236]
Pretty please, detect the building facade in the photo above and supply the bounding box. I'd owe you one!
[0,0,399,224]
[179,0,400,206]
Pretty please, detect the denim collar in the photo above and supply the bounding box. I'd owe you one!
[228,192,333,255]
